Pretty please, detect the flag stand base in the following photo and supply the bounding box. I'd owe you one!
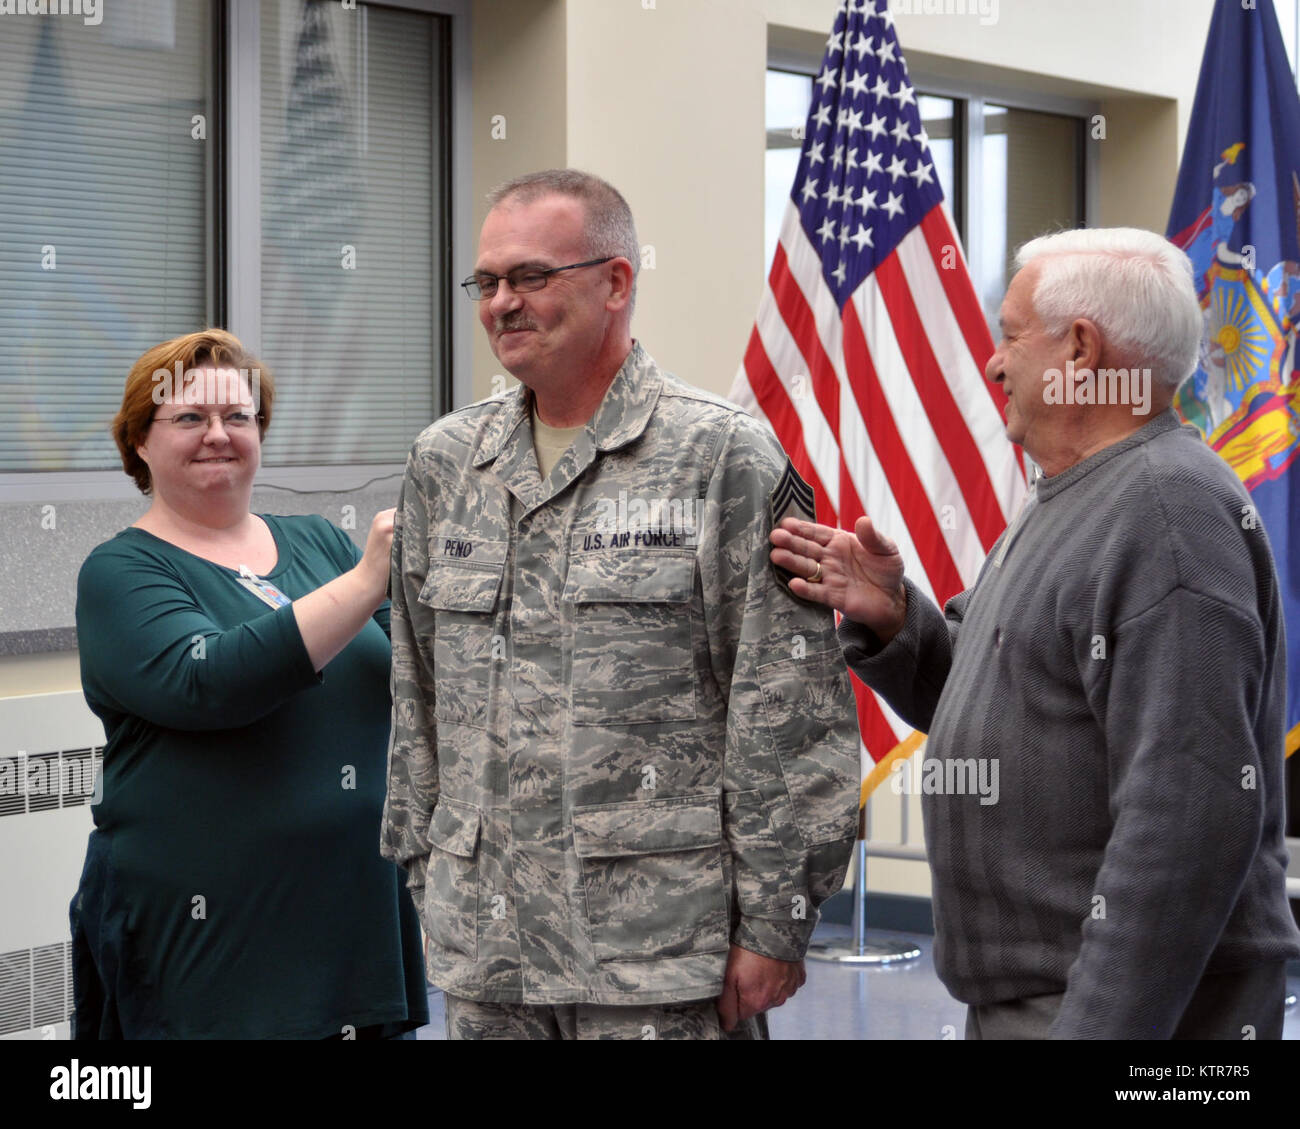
[806,839,922,966]
[806,938,923,964]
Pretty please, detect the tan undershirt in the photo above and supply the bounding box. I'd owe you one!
[532,407,585,479]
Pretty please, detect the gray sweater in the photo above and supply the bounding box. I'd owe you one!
[840,410,1300,1038]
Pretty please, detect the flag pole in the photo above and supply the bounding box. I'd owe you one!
[806,803,921,965]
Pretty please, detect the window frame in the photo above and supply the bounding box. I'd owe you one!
[0,0,472,503]
[907,67,1099,291]
[764,44,1100,327]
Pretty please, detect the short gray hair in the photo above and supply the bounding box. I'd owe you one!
[1014,227,1204,389]
[486,169,641,311]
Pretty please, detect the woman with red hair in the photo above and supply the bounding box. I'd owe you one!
[70,329,427,1039]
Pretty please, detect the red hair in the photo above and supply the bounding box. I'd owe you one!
[113,329,275,495]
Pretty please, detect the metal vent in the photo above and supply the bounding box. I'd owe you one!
[0,942,73,1037]
[33,944,68,1027]
[0,748,102,818]
[0,949,32,1035]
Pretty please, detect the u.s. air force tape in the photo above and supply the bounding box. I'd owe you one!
[768,459,817,600]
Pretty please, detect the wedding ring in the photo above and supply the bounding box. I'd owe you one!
[807,560,823,584]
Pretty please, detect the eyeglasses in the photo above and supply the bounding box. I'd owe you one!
[153,410,263,431]
[461,257,615,301]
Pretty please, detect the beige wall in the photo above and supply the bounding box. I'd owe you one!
[469,0,569,395]
[762,0,1212,131]
[0,654,82,698]
[565,0,768,398]
[1098,96,1183,233]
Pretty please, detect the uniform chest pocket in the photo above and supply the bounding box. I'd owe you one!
[418,536,508,730]
[563,550,696,726]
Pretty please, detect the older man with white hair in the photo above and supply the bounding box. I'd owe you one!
[770,227,1300,1039]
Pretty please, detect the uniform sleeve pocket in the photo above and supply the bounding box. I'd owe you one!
[757,650,860,848]
[423,798,482,960]
[571,794,729,962]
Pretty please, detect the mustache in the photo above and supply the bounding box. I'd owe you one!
[494,314,538,334]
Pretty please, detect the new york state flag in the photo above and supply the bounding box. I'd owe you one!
[1168,0,1300,766]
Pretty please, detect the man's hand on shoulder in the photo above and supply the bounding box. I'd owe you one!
[769,515,907,642]
[715,944,807,1031]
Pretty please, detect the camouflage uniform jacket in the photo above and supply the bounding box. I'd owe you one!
[381,342,860,1005]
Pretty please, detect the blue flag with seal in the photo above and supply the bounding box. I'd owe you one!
[1167,0,1300,766]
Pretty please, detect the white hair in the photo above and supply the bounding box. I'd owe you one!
[1014,227,1204,389]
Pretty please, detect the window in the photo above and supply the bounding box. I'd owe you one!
[0,0,454,479]
[916,95,959,229]
[1278,0,1299,85]
[0,4,217,472]
[764,69,812,272]
[978,104,1085,331]
[259,0,449,466]
[763,67,1091,338]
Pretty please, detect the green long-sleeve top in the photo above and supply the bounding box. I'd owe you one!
[73,513,427,1038]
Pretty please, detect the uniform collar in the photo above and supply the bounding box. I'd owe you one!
[472,385,530,470]
[588,340,663,454]
[471,341,662,470]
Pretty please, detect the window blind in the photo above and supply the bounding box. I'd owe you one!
[259,0,446,468]
[0,6,212,472]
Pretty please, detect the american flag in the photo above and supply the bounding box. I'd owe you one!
[729,0,1027,774]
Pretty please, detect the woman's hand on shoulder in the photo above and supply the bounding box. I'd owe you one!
[295,509,397,672]
[356,508,396,605]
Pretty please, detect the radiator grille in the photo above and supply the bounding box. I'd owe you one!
[0,748,102,818]
[0,942,72,1036]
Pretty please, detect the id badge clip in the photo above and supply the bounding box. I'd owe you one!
[235,565,292,609]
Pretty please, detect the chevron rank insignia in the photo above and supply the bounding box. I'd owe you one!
[768,459,817,599]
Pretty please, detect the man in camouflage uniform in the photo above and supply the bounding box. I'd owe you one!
[381,169,860,1040]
